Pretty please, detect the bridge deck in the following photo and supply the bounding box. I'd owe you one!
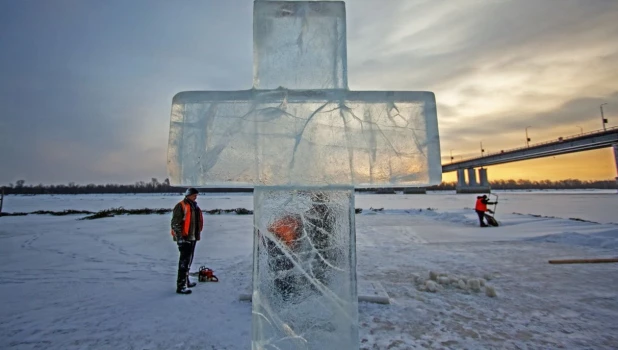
[443,127,618,172]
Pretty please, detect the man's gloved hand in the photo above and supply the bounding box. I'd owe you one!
[174,231,184,243]
[177,239,190,245]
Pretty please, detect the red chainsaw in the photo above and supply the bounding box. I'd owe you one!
[198,266,219,282]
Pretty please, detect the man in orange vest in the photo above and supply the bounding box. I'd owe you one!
[171,188,204,294]
[475,194,496,227]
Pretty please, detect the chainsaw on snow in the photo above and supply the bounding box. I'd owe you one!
[197,266,219,282]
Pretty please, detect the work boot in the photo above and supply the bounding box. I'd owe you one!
[187,275,197,288]
[481,223,488,227]
[176,286,192,295]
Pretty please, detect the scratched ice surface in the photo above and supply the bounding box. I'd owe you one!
[253,1,348,90]
[167,89,440,188]
[252,187,357,350]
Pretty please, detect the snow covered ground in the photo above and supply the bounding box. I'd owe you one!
[1,191,617,349]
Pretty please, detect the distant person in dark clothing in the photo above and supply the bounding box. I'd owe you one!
[266,213,302,300]
[475,194,496,227]
[171,188,203,294]
[265,191,336,300]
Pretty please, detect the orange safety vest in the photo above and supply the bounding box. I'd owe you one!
[171,201,204,238]
[268,215,301,247]
[475,198,487,212]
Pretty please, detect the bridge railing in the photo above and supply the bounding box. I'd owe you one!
[451,125,618,164]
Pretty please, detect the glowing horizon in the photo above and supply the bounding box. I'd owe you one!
[0,0,617,184]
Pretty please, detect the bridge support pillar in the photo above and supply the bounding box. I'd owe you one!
[457,169,466,188]
[467,168,478,186]
[456,168,492,194]
[478,168,490,187]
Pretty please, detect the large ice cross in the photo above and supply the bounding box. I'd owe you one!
[167,1,441,349]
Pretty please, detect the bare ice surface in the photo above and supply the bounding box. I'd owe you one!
[252,187,358,350]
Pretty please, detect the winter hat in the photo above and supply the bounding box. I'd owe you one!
[184,187,199,196]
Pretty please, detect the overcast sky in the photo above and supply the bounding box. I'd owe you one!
[1,0,617,185]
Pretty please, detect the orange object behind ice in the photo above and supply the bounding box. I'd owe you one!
[268,215,301,247]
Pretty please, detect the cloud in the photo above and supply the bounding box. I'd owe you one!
[344,0,618,164]
[0,0,253,184]
[347,0,618,160]
[1,0,617,184]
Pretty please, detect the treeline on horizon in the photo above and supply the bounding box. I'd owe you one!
[1,178,616,195]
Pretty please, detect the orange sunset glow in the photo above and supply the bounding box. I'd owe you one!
[442,148,617,182]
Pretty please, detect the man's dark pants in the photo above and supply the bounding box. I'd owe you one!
[177,240,197,289]
[475,210,487,227]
